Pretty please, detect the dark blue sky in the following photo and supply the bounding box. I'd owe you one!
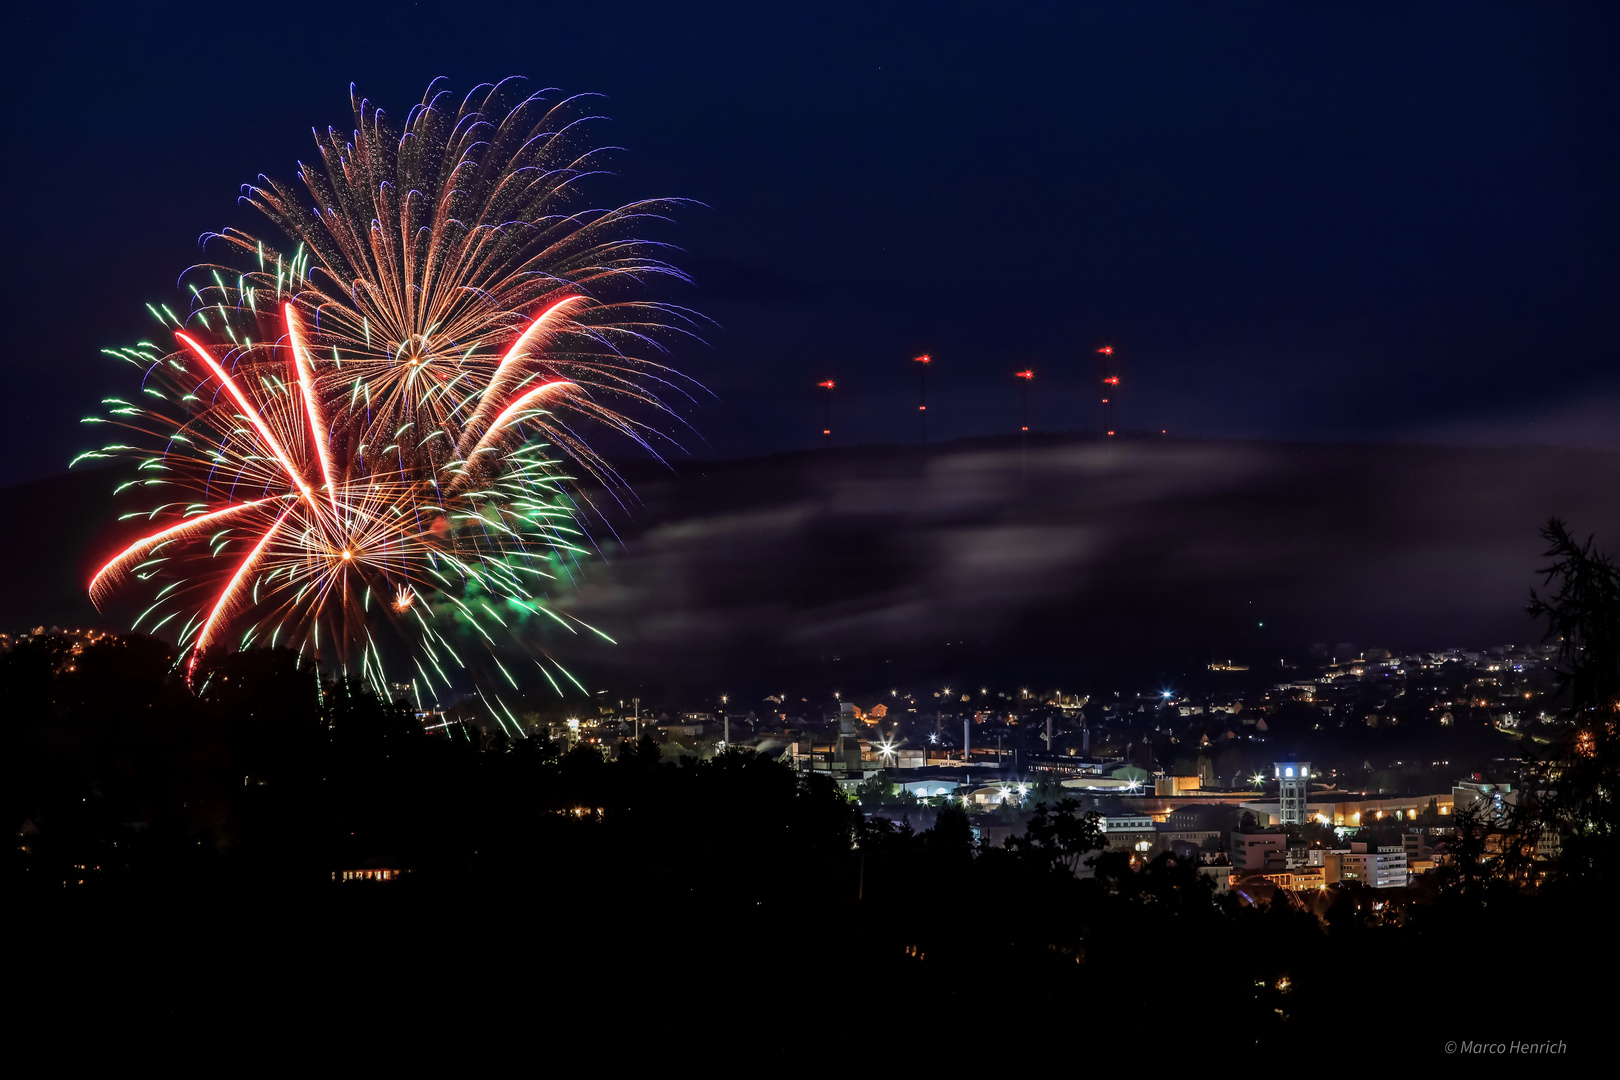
[3,1,1616,484]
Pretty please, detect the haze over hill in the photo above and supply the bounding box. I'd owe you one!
[10,436,1619,700]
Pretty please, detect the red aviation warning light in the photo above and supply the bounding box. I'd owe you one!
[1014,369,1036,473]
[913,356,932,440]
[817,380,835,389]
[1097,344,1119,439]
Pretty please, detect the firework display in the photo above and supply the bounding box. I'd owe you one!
[79,80,696,726]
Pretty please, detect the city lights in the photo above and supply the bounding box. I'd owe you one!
[15,18,1614,1040]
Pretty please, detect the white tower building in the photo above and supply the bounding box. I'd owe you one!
[1274,761,1312,826]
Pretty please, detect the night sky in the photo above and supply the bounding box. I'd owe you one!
[4,1,1616,487]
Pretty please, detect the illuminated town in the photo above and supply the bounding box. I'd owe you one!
[5,0,1613,1061]
[425,636,1566,904]
[3,622,1574,904]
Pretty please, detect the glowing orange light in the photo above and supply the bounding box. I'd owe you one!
[918,405,926,410]
[822,429,831,435]
[1107,430,1115,436]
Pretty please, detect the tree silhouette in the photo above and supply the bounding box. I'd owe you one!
[1527,518,1620,891]
[1004,798,1106,876]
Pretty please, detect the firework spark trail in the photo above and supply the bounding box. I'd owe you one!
[174,331,315,504]
[283,303,339,508]
[92,333,589,692]
[455,294,587,457]
[88,496,284,604]
[82,80,698,713]
[189,503,296,678]
[458,379,578,469]
[200,80,704,482]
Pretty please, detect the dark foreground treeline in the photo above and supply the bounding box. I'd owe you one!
[5,628,1615,1057]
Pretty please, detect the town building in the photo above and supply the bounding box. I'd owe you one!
[1099,812,1158,854]
[1198,863,1232,896]
[895,776,963,800]
[1325,841,1407,888]
[1154,774,1203,795]
[1273,760,1311,825]
[1285,847,1326,870]
[1239,791,1455,827]
[1230,829,1287,873]
[1453,780,1515,818]
[1253,867,1325,891]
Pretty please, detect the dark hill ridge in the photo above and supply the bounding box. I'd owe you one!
[8,437,1620,698]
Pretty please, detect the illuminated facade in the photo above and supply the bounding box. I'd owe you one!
[1230,830,1287,872]
[1254,867,1325,890]
[333,868,407,882]
[1239,792,1454,827]
[1099,813,1158,853]
[1325,842,1407,888]
[1273,761,1311,825]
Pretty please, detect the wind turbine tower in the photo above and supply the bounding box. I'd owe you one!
[1097,345,1119,438]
